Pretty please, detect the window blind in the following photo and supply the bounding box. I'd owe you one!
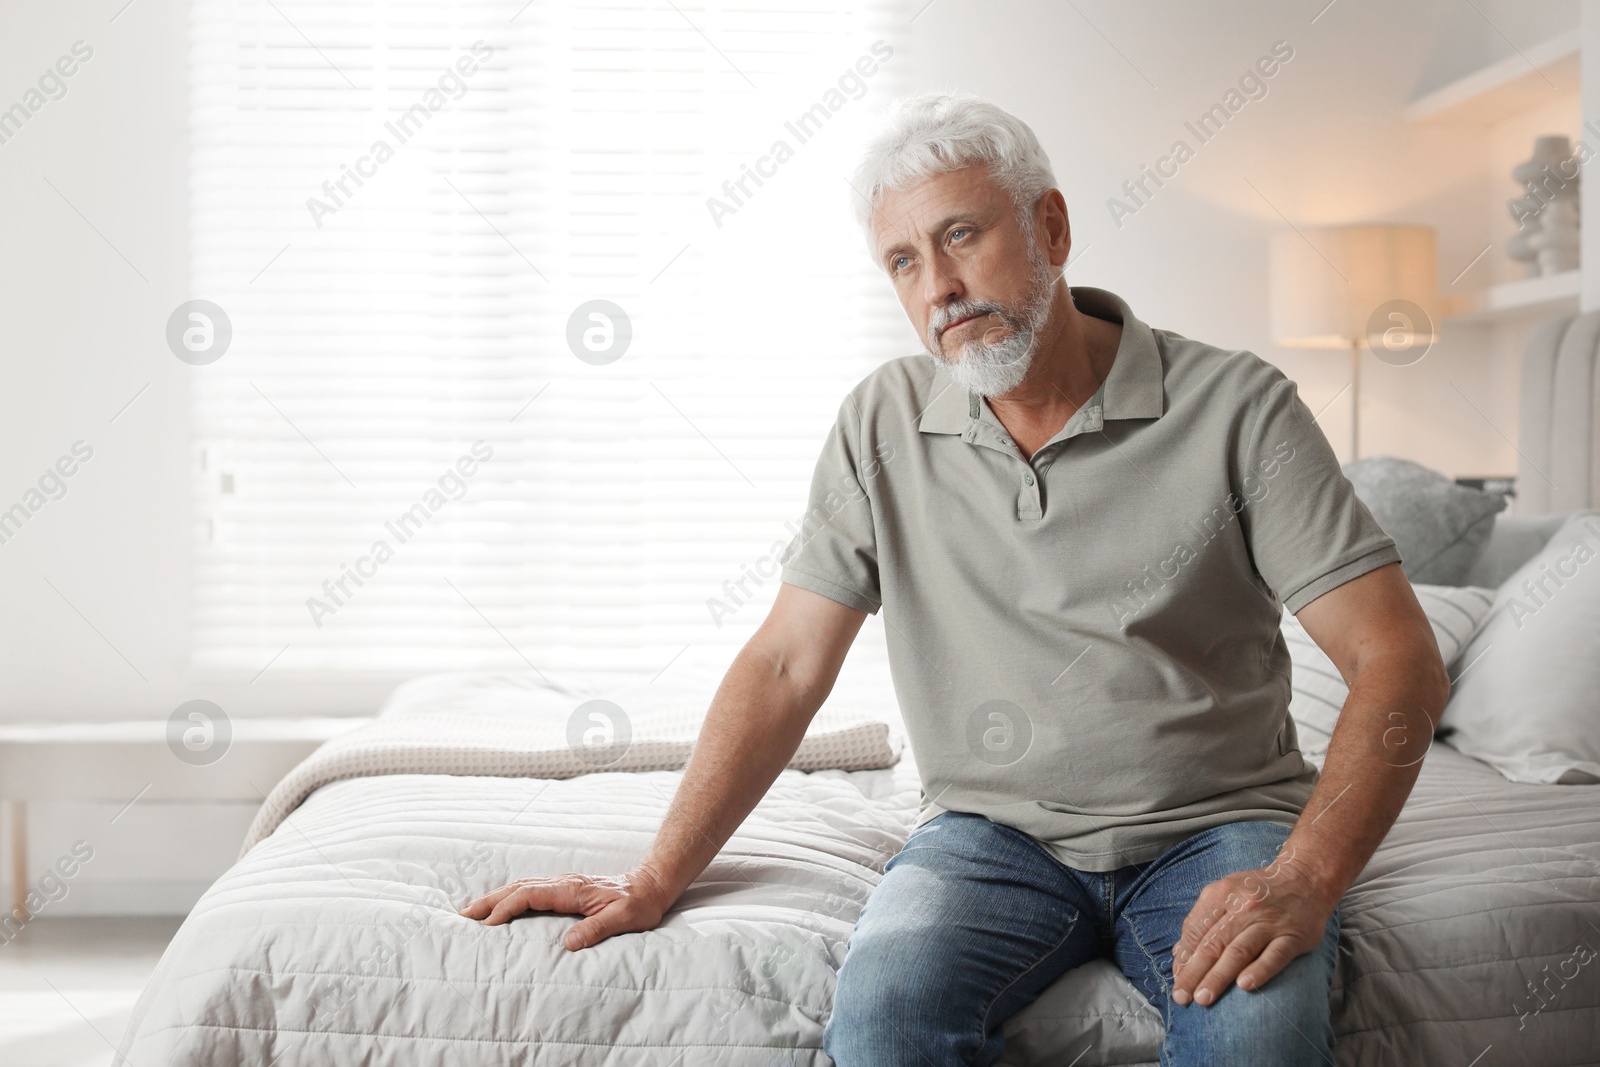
[189,0,912,680]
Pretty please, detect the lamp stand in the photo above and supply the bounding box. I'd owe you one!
[1348,338,1361,461]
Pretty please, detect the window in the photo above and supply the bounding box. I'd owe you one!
[189,0,911,680]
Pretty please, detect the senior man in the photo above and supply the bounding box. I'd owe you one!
[463,92,1449,1066]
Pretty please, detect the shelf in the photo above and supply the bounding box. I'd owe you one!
[1442,269,1580,324]
[1406,28,1580,124]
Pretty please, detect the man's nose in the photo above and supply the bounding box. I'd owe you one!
[923,262,963,316]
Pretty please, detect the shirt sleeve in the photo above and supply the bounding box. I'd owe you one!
[777,391,883,615]
[1235,369,1401,614]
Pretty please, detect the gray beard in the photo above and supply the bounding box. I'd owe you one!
[936,316,1041,396]
[922,249,1058,398]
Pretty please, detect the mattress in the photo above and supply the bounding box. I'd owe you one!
[117,716,1600,1066]
[118,764,920,1065]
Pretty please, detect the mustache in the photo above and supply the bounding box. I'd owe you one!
[927,299,1013,344]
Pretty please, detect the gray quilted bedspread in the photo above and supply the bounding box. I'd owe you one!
[116,740,1599,1065]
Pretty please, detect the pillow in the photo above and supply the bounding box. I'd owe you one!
[1440,511,1600,784]
[1459,511,1571,589]
[1343,456,1508,585]
[1283,583,1496,767]
[244,668,904,854]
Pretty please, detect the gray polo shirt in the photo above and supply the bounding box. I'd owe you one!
[778,286,1400,872]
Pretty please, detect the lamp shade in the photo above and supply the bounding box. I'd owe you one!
[1268,225,1438,349]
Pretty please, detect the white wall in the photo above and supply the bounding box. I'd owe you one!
[0,0,380,913]
[0,0,1578,912]
[0,2,413,726]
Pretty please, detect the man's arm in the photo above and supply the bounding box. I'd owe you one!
[460,583,867,949]
[1171,562,1450,1006]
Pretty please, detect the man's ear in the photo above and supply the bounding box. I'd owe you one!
[1037,189,1071,269]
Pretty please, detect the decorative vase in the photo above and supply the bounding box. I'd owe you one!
[1505,206,1541,278]
[1531,197,1581,273]
[1507,135,1580,277]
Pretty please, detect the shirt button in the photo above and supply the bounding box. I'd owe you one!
[1024,473,1035,486]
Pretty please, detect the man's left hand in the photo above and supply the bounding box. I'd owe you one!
[1170,846,1339,1007]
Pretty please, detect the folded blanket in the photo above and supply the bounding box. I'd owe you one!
[241,669,901,855]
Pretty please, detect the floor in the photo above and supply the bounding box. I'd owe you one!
[0,917,180,1067]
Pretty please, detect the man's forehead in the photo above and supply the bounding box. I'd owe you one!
[872,166,1002,249]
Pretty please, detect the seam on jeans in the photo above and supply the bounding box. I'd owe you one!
[975,905,1084,1043]
[898,814,1097,1051]
[980,820,1127,1015]
[1121,910,1172,1000]
[1101,872,1118,957]
[967,821,1097,1042]
[1119,904,1176,1065]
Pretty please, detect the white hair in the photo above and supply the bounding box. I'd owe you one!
[852,91,1059,257]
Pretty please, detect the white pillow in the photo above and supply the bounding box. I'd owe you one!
[1283,583,1496,767]
[1440,511,1600,784]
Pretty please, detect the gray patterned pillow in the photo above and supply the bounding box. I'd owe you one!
[1343,456,1507,585]
[1284,583,1495,767]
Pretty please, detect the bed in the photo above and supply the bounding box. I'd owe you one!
[115,653,1600,1066]
[118,384,1600,1067]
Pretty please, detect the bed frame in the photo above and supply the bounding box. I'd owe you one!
[1517,309,1600,513]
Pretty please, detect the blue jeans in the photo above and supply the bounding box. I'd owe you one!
[825,812,1340,1067]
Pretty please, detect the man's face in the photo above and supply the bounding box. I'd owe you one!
[871,166,1057,396]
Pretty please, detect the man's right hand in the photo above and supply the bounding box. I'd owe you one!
[459,587,864,952]
[459,866,672,951]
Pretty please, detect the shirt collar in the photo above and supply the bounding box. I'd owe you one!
[916,285,1165,434]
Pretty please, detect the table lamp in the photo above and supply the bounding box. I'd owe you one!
[1267,225,1438,459]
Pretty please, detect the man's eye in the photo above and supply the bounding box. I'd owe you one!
[950,228,970,242]
[892,255,910,271]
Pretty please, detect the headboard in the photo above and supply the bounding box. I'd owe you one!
[1517,310,1600,514]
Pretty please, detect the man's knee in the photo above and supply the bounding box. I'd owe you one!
[827,924,932,1046]
[1169,986,1333,1064]
[1164,928,1338,1066]
[825,918,980,1066]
